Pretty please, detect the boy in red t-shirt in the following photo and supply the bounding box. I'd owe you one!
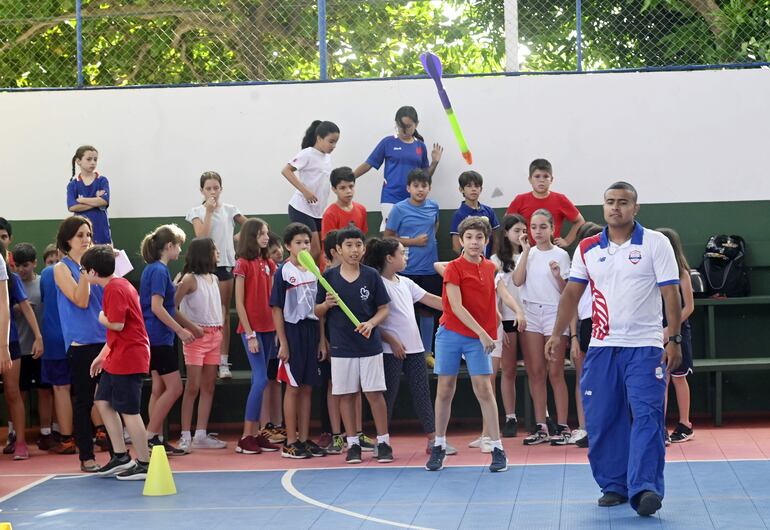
[82,245,151,480]
[505,158,585,247]
[321,166,368,239]
[426,216,508,473]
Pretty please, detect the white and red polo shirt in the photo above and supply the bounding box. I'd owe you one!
[568,222,679,349]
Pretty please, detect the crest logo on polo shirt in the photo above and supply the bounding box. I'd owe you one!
[288,276,296,284]
[415,146,423,156]
[628,250,642,265]
[360,286,370,301]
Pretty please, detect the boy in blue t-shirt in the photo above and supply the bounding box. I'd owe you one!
[314,227,393,465]
[384,168,441,356]
[449,171,500,258]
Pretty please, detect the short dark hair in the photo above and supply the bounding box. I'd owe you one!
[80,244,115,277]
[43,244,58,262]
[336,226,365,247]
[0,217,12,237]
[268,231,281,249]
[11,243,36,265]
[529,158,552,177]
[407,168,431,186]
[330,166,355,188]
[605,181,638,202]
[56,216,92,253]
[458,215,491,239]
[283,222,313,245]
[458,170,483,188]
[323,230,339,261]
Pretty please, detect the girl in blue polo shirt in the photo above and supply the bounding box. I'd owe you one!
[67,145,112,244]
[354,106,443,231]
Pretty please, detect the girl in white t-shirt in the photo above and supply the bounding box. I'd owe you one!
[513,208,571,446]
[281,120,340,265]
[363,238,456,455]
[186,171,247,379]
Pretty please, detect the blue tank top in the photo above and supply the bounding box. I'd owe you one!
[56,256,106,346]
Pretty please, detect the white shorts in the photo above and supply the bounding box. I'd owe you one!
[523,301,568,336]
[379,203,394,232]
[331,353,387,395]
[491,323,503,358]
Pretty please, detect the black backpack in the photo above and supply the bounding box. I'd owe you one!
[697,235,750,297]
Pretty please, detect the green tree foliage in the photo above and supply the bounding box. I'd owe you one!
[0,0,767,88]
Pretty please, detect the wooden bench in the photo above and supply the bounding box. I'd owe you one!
[692,357,770,426]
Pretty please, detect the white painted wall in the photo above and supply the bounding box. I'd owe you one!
[2,68,768,221]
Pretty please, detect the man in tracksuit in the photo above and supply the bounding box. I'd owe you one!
[546,181,682,517]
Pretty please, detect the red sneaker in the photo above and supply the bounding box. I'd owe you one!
[255,433,280,452]
[235,435,262,454]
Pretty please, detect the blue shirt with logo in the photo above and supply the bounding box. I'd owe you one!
[386,198,440,275]
[66,175,112,244]
[366,136,430,204]
[40,266,67,360]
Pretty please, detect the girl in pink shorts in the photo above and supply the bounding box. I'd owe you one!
[174,238,225,451]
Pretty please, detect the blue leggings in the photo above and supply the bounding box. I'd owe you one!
[241,333,271,423]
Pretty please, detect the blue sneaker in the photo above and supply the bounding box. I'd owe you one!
[425,444,445,471]
[489,447,508,472]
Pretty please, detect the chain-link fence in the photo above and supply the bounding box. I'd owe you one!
[1,0,768,88]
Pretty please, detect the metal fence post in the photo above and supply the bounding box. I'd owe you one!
[318,0,328,80]
[576,0,583,72]
[76,0,84,87]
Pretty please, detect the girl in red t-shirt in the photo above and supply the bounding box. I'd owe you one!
[233,218,279,455]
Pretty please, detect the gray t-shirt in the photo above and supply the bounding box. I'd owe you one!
[17,276,41,355]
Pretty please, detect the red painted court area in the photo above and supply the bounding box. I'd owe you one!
[3,420,770,500]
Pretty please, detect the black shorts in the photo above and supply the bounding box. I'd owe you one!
[288,205,322,233]
[402,273,443,315]
[318,358,331,382]
[94,372,144,415]
[578,318,592,353]
[20,355,52,391]
[278,320,321,387]
[266,358,279,380]
[150,345,179,376]
[9,341,21,361]
[41,359,71,386]
[215,266,233,282]
[671,323,693,377]
[502,320,519,334]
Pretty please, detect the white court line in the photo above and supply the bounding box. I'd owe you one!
[0,475,54,504]
[281,468,437,530]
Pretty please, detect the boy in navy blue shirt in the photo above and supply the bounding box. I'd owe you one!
[384,169,441,358]
[314,227,393,464]
[450,171,500,257]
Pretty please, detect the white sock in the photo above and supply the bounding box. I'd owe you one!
[506,414,517,421]
[52,422,61,433]
[147,431,158,440]
[8,421,13,435]
[220,354,229,366]
[194,429,207,439]
[490,439,503,450]
[347,435,360,447]
[181,430,192,441]
[435,436,447,449]
[376,434,390,445]
[537,422,547,432]
[40,427,52,436]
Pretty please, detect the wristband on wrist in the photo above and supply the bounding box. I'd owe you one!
[569,334,578,340]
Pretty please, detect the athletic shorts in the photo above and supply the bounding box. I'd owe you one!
[276,320,320,387]
[670,324,693,378]
[502,320,519,334]
[331,353,386,395]
[578,318,592,354]
[183,327,222,366]
[41,358,71,386]
[288,205,322,233]
[523,301,568,336]
[9,341,21,361]
[267,358,279,380]
[95,371,144,415]
[434,326,492,376]
[318,358,331,382]
[150,344,179,376]
[401,273,443,315]
[20,355,52,391]
[215,266,233,282]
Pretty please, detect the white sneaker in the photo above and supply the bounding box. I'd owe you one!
[480,438,493,453]
[178,437,192,454]
[468,436,484,448]
[568,429,587,445]
[445,443,458,456]
[192,433,227,449]
[218,364,232,379]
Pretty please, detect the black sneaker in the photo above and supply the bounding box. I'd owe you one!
[425,444,446,471]
[96,453,134,477]
[598,492,628,507]
[546,417,558,436]
[148,435,186,456]
[501,417,518,438]
[489,447,508,472]
[116,460,149,481]
[670,423,694,443]
[523,428,549,446]
[550,424,572,446]
[358,433,375,452]
[303,439,327,457]
[635,490,662,516]
[282,441,311,459]
[346,443,362,464]
[376,442,393,463]
[575,433,589,448]
[664,433,671,447]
